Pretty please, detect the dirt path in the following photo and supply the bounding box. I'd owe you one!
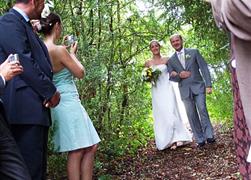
[98,127,240,179]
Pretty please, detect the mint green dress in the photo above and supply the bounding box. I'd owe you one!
[50,68,100,152]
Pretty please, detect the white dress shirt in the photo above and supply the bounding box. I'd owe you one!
[176,48,185,68]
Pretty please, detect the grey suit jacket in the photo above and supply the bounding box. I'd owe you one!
[168,48,212,99]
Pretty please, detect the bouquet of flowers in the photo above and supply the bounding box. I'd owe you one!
[142,67,162,87]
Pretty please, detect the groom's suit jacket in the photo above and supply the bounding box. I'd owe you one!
[0,9,56,126]
[168,48,212,100]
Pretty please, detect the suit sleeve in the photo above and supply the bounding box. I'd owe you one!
[167,60,181,82]
[195,49,212,87]
[0,75,5,93]
[211,0,251,41]
[0,16,56,101]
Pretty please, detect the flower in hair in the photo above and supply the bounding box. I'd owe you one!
[41,0,54,18]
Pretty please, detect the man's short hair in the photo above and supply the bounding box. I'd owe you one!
[16,0,29,4]
[170,34,183,41]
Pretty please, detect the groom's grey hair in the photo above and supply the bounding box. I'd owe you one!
[169,34,183,41]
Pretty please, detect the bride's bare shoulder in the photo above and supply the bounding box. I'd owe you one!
[145,58,153,67]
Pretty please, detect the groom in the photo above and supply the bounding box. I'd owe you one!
[167,34,215,147]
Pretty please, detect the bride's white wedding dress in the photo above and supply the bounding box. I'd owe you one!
[151,64,192,150]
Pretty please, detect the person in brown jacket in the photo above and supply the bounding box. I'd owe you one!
[207,0,251,178]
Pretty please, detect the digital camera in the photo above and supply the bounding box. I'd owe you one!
[67,35,77,46]
[8,54,20,64]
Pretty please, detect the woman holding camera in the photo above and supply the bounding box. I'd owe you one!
[39,13,100,180]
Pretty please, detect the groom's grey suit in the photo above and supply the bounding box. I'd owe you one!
[168,48,214,144]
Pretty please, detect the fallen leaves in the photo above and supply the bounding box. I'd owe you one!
[95,127,239,179]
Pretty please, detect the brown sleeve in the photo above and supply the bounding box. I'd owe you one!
[211,0,251,41]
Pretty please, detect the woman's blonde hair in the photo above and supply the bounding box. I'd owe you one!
[149,40,160,49]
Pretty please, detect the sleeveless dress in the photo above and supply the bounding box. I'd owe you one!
[50,68,100,152]
[151,64,192,150]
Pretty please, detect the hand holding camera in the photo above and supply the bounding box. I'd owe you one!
[0,54,23,81]
[67,35,77,46]
[62,35,78,54]
[8,54,20,65]
[69,41,78,54]
[63,35,77,46]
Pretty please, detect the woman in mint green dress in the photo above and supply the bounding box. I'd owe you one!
[39,13,100,180]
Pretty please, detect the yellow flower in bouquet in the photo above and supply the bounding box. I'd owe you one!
[142,67,162,87]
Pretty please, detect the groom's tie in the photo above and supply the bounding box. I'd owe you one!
[178,51,185,68]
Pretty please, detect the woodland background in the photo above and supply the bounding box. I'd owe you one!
[1,0,232,179]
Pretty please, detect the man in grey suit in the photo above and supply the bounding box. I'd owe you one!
[168,34,215,147]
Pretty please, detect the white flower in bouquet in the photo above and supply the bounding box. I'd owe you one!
[141,67,148,77]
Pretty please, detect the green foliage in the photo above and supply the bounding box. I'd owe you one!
[0,0,13,14]
[47,153,67,179]
[207,67,233,123]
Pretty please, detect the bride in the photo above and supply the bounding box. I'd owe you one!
[145,40,192,150]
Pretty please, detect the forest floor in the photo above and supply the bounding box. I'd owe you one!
[96,125,241,180]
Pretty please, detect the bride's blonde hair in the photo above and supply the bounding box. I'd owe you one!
[149,40,161,49]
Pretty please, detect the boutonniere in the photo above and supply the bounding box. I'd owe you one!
[185,54,191,60]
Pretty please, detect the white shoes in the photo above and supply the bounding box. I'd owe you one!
[176,141,184,147]
[170,141,190,149]
[170,144,177,150]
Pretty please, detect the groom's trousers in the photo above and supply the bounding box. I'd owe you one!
[0,108,31,180]
[182,93,214,143]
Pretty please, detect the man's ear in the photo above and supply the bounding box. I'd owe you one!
[30,0,36,7]
[55,22,60,29]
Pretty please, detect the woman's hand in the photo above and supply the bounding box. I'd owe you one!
[206,87,212,94]
[70,41,78,54]
[179,71,191,79]
[30,19,41,33]
[62,35,70,48]
[170,71,178,77]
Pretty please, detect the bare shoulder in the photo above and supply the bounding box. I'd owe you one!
[146,58,153,63]
[47,45,70,65]
[145,59,153,67]
[47,44,62,54]
[55,45,68,54]
[52,45,71,61]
